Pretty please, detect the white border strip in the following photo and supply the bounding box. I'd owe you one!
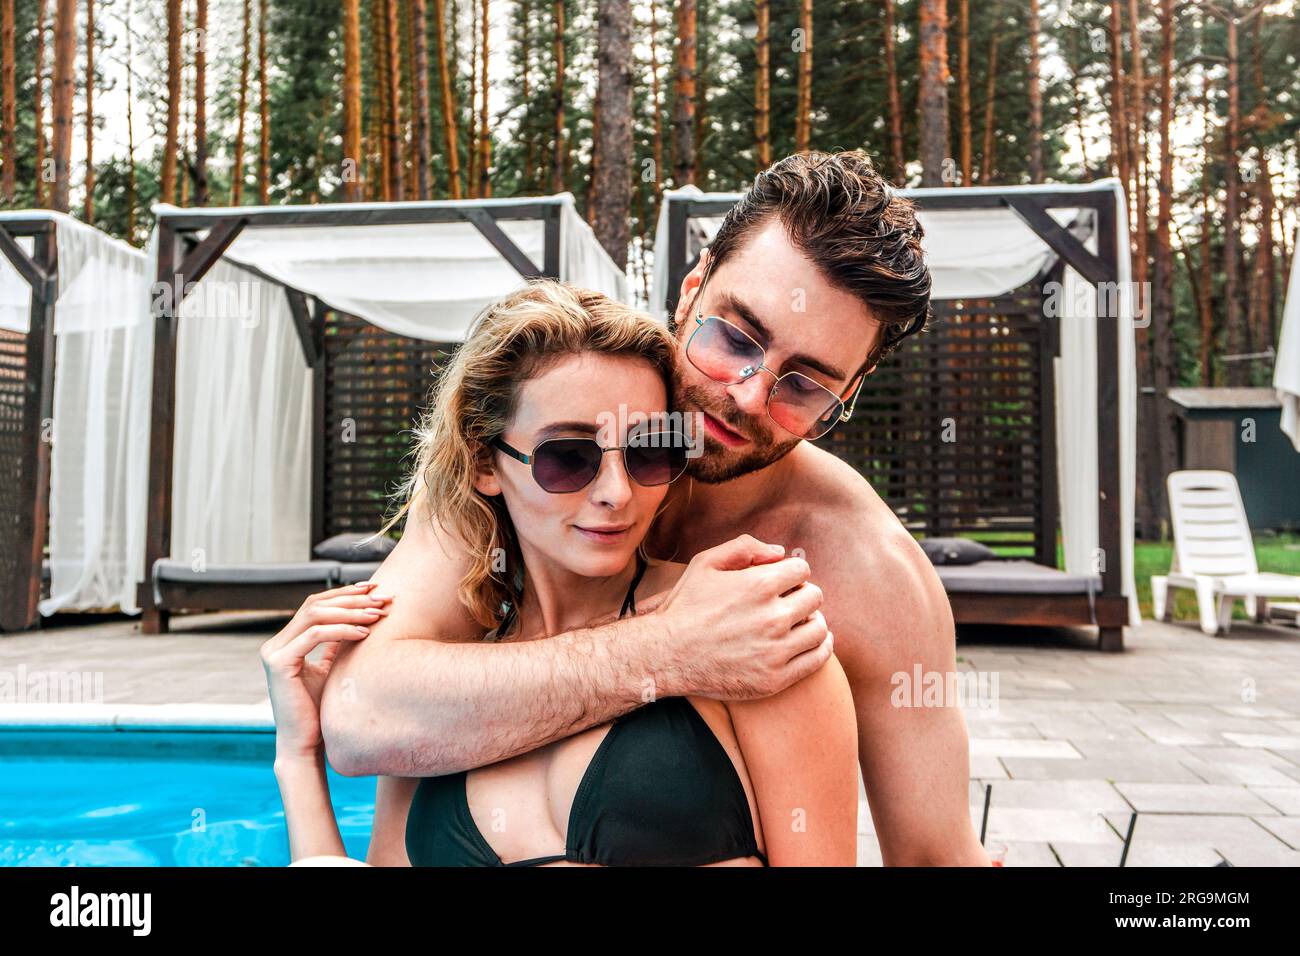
[0,702,274,731]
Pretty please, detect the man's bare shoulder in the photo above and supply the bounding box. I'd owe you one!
[782,444,954,672]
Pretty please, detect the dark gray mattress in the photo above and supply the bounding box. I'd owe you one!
[935,560,1101,595]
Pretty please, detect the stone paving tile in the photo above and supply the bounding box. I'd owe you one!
[983,808,1118,844]
[1253,816,1300,849]
[1180,756,1300,787]
[1101,812,1296,867]
[1114,783,1278,815]
[1221,732,1300,751]
[969,738,1081,759]
[963,721,1045,740]
[968,754,1010,779]
[1249,786,1300,814]
[1000,756,1204,783]
[1055,841,1224,867]
[970,779,1131,812]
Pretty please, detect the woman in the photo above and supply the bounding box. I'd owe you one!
[262,281,858,866]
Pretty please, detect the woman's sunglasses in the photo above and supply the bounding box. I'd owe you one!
[491,430,690,494]
[686,270,867,441]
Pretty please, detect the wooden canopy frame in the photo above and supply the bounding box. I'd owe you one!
[0,217,58,632]
[139,199,564,633]
[661,187,1128,651]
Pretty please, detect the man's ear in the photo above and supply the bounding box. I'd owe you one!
[671,249,710,334]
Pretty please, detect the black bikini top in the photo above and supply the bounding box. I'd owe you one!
[404,552,768,867]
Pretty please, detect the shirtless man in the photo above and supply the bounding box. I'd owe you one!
[320,150,990,866]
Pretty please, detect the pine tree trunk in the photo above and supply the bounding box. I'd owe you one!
[672,0,695,185]
[520,0,533,189]
[957,0,970,185]
[124,0,136,239]
[917,0,949,187]
[409,0,430,199]
[384,0,405,200]
[794,0,812,152]
[648,0,663,198]
[1222,13,1242,383]
[433,0,460,197]
[342,0,362,200]
[979,16,999,184]
[1108,2,1128,188]
[593,0,632,267]
[1150,0,1176,528]
[478,0,490,197]
[159,0,181,205]
[374,0,391,199]
[34,0,48,205]
[754,0,770,170]
[50,0,75,212]
[257,0,269,203]
[1026,0,1042,183]
[193,0,208,205]
[83,0,95,218]
[1198,65,1213,385]
[467,0,478,195]
[1127,0,1148,295]
[551,0,566,192]
[883,0,904,184]
[232,0,250,203]
[1068,28,1090,177]
[1,0,15,202]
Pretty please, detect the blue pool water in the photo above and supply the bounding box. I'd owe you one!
[0,730,376,866]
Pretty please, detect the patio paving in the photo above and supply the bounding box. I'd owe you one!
[3,611,1298,866]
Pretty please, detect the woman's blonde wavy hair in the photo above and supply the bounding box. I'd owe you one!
[381,280,680,629]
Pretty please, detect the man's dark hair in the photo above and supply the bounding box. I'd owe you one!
[704,150,931,375]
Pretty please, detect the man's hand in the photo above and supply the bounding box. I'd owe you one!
[651,534,834,700]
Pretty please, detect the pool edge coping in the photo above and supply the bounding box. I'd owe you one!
[0,702,274,731]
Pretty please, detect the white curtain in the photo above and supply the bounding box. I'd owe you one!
[1275,224,1300,451]
[167,193,629,344]
[169,259,312,566]
[1054,183,1140,623]
[37,216,152,616]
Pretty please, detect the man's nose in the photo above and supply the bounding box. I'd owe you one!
[728,369,774,419]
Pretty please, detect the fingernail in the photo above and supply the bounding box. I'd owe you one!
[771,544,785,554]
[371,592,394,601]
[356,626,370,635]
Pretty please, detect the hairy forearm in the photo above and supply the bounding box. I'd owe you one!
[321,613,676,777]
[274,755,349,862]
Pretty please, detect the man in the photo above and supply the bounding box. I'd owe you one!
[321,150,989,866]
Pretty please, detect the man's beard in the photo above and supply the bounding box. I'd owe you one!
[676,380,801,484]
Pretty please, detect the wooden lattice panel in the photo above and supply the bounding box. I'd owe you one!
[816,290,1053,558]
[322,313,453,538]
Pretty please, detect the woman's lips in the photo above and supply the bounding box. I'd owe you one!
[703,412,748,448]
[574,525,631,543]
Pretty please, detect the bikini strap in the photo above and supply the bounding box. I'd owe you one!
[619,552,648,618]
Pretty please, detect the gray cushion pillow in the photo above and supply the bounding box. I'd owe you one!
[312,532,397,563]
[919,537,997,566]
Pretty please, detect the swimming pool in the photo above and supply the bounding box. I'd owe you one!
[0,719,376,866]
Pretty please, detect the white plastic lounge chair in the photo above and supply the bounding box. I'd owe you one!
[1151,470,1300,635]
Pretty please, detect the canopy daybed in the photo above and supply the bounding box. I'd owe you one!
[0,212,151,632]
[650,181,1139,651]
[140,194,627,633]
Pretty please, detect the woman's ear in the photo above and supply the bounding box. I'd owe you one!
[471,444,503,497]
